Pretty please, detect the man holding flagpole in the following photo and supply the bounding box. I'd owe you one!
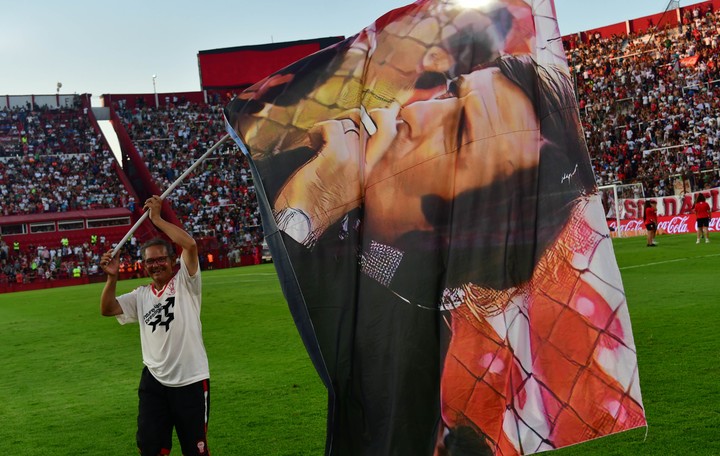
[100,195,210,456]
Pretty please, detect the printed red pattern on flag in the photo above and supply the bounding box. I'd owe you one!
[439,204,645,455]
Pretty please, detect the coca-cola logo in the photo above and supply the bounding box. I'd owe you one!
[609,220,644,232]
[658,216,690,234]
[621,220,644,232]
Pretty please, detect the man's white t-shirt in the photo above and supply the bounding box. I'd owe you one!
[116,258,209,387]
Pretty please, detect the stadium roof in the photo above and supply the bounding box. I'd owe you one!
[197,36,345,90]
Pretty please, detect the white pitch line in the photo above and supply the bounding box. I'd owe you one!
[232,273,277,276]
[208,273,279,285]
[619,253,720,270]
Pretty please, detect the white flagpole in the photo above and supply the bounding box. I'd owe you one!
[111,133,231,256]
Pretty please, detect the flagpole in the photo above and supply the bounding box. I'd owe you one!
[111,133,231,256]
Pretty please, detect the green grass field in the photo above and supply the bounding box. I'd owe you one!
[1,233,718,455]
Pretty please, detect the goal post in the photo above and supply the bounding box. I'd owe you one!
[598,184,621,237]
[598,182,645,238]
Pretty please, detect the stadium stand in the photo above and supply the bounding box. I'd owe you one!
[3,1,720,292]
[0,97,156,291]
[110,98,264,269]
[566,2,720,196]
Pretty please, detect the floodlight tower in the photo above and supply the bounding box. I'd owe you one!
[152,74,158,108]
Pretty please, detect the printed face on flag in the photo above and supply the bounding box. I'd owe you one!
[225,1,646,454]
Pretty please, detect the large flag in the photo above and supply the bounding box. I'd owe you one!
[225,1,647,454]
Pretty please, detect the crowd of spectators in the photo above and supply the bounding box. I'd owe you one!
[116,100,263,258]
[0,104,130,214]
[1,102,95,157]
[568,4,720,196]
[0,235,139,285]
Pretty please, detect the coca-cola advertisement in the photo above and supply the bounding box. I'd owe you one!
[608,213,720,236]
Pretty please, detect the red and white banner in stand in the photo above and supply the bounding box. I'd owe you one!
[607,186,720,236]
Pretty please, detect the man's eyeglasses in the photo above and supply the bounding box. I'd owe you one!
[144,256,169,266]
